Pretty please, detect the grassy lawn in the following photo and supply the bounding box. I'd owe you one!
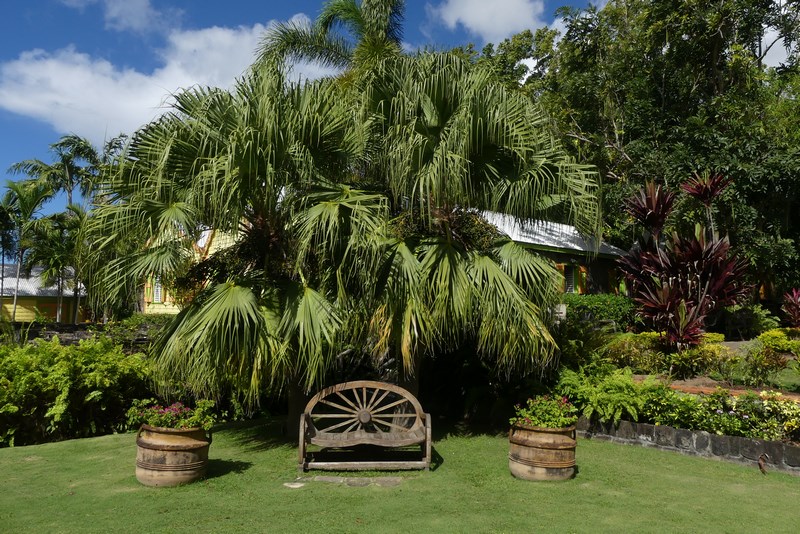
[1,419,797,534]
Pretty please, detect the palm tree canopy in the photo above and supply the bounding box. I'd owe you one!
[95,50,601,404]
[258,0,405,71]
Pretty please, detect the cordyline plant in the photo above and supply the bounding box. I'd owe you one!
[781,288,800,327]
[619,179,750,349]
[680,171,732,239]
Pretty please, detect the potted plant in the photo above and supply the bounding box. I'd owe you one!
[508,395,578,481]
[127,399,216,487]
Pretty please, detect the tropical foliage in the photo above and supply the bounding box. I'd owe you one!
[85,39,600,412]
[618,179,750,348]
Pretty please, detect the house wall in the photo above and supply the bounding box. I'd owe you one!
[1,297,85,322]
[536,250,621,295]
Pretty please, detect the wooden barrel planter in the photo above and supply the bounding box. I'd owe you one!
[135,425,212,487]
[508,424,576,481]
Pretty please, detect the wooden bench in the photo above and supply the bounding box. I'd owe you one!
[298,380,431,471]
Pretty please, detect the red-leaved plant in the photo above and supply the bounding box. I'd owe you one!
[618,178,750,349]
[781,288,800,327]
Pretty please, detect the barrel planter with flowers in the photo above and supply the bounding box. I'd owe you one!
[508,396,578,481]
[127,399,216,487]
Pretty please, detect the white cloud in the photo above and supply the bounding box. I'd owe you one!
[0,21,340,146]
[60,0,175,34]
[427,0,547,44]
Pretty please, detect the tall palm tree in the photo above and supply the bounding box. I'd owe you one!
[9,134,99,207]
[258,0,405,71]
[0,199,15,319]
[2,180,53,322]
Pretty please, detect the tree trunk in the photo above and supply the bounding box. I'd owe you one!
[286,378,307,437]
[56,273,63,323]
[72,278,80,324]
[12,251,23,323]
[1,249,5,320]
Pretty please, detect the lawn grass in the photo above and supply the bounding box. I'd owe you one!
[1,418,797,533]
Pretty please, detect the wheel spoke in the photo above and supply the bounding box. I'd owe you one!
[372,418,408,432]
[319,399,357,414]
[366,389,390,412]
[335,391,360,412]
[372,398,408,414]
[319,417,359,433]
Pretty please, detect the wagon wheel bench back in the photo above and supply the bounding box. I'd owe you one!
[299,380,432,471]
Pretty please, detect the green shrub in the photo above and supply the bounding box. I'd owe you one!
[561,293,638,331]
[741,341,789,387]
[603,332,665,373]
[560,367,800,442]
[668,344,734,380]
[94,313,174,353]
[701,332,725,344]
[0,338,153,446]
[557,367,657,424]
[719,304,779,340]
[756,328,800,356]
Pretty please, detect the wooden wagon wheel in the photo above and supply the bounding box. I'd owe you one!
[304,380,424,435]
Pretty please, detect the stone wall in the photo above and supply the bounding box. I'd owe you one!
[577,416,800,475]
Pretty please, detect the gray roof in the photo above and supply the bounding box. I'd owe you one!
[482,211,624,258]
[0,265,85,297]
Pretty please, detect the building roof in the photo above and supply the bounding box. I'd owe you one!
[0,265,86,298]
[482,211,624,258]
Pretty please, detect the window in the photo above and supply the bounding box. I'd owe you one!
[564,266,576,293]
[153,277,162,303]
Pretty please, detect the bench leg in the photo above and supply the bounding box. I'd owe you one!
[423,412,432,470]
[298,414,307,472]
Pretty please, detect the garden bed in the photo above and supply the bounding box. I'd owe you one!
[577,416,800,475]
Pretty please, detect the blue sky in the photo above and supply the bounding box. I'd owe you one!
[0,0,598,212]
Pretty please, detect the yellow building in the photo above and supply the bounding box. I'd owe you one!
[142,229,236,315]
[1,265,86,323]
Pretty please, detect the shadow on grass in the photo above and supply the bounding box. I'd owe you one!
[206,459,253,479]
[214,417,295,452]
[431,417,507,442]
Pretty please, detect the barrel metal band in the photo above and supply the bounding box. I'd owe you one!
[508,453,575,468]
[136,460,207,471]
[508,435,576,449]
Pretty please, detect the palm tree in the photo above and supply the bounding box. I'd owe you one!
[9,134,99,207]
[258,0,405,71]
[94,49,600,433]
[92,60,361,415]
[294,53,601,389]
[2,180,53,322]
[0,199,15,319]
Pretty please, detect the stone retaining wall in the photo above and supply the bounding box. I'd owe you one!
[576,416,800,475]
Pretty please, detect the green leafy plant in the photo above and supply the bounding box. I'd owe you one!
[741,341,789,387]
[603,332,666,373]
[719,304,779,340]
[0,338,152,447]
[756,328,800,356]
[561,293,638,331]
[509,395,578,428]
[126,399,216,431]
[557,367,655,424]
[668,343,733,380]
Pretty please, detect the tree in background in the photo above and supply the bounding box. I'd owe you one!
[478,0,800,298]
[1,180,53,322]
[258,0,405,72]
[9,134,99,208]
